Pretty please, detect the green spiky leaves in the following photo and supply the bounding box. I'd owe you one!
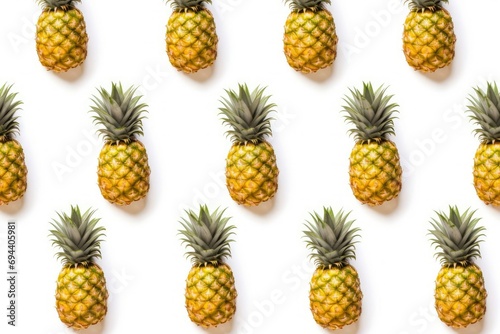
[342,82,398,143]
[90,82,148,144]
[36,0,81,10]
[49,206,106,266]
[405,0,448,11]
[304,207,360,268]
[167,0,211,11]
[0,84,22,141]
[466,82,500,143]
[179,205,236,266]
[219,84,276,144]
[429,206,485,267]
[284,0,331,11]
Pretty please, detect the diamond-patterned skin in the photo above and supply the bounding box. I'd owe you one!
[97,141,150,205]
[36,8,88,72]
[284,9,337,73]
[435,264,487,328]
[473,143,500,206]
[0,140,27,205]
[403,8,456,72]
[225,141,279,206]
[309,265,362,330]
[349,140,402,206]
[55,263,108,330]
[166,8,218,73]
[185,263,237,328]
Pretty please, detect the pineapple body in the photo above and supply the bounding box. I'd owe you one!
[0,140,27,205]
[403,8,455,72]
[435,264,487,328]
[166,8,218,73]
[97,141,150,206]
[36,8,88,72]
[185,263,237,327]
[226,141,279,206]
[473,143,500,206]
[55,263,108,330]
[284,9,337,73]
[349,140,402,206]
[309,265,362,329]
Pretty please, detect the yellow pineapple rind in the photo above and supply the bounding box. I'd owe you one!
[166,8,218,73]
[435,264,487,328]
[36,8,88,72]
[309,265,362,330]
[403,8,456,72]
[349,140,402,206]
[97,140,150,206]
[284,9,337,73]
[225,141,279,206]
[473,143,500,206]
[55,263,108,330]
[0,140,27,205]
[185,263,237,328]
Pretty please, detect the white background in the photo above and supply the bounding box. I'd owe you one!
[1,0,500,333]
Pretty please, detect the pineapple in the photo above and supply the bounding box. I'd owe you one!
[466,82,500,206]
[178,205,237,327]
[342,82,402,206]
[49,206,108,330]
[166,0,218,73]
[429,206,487,328]
[0,84,27,205]
[283,0,338,73]
[403,0,456,72]
[36,0,88,72]
[90,82,150,206]
[303,207,362,329]
[219,84,279,206]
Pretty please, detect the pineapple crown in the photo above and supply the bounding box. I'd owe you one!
[219,84,276,144]
[405,0,448,11]
[90,82,148,144]
[429,206,485,267]
[49,206,105,266]
[303,207,360,269]
[466,82,500,143]
[36,0,81,10]
[0,84,22,142]
[284,0,331,11]
[342,82,398,143]
[167,0,211,11]
[179,205,236,266]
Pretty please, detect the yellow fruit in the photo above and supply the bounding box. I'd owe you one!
[56,264,108,329]
[185,264,237,327]
[97,141,150,206]
[166,1,218,73]
[36,6,88,72]
[226,141,278,206]
[403,2,456,72]
[283,7,337,73]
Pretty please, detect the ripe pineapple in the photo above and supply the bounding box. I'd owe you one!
[429,206,487,328]
[466,82,500,206]
[178,205,237,327]
[403,0,456,72]
[342,82,402,206]
[0,84,27,205]
[166,0,218,73]
[283,0,337,73]
[36,0,88,72]
[219,84,279,206]
[303,207,362,329]
[90,82,150,206]
[49,206,108,329]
